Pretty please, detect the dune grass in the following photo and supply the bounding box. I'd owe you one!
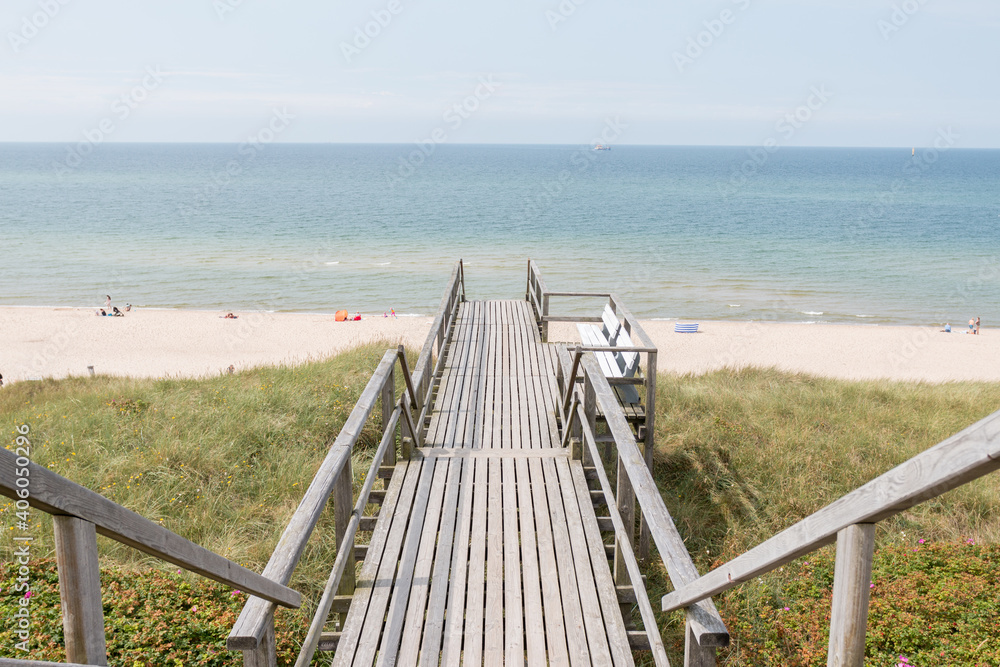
[3,356,1000,665]
[1,344,399,596]
[644,367,1000,665]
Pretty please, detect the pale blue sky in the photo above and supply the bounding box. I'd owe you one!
[2,0,998,146]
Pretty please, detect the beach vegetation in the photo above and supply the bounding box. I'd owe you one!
[2,356,1000,664]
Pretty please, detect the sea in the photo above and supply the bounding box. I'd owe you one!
[2,143,998,326]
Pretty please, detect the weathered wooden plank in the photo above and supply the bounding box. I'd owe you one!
[515,456,547,665]
[827,523,876,667]
[373,459,440,667]
[503,457,525,666]
[418,458,465,665]
[462,443,490,662]
[440,456,478,667]
[484,456,505,665]
[663,407,1000,615]
[391,459,450,667]
[527,456,571,665]
[0,449,300,618]
[53,516,107,666]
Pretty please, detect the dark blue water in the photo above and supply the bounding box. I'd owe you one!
[1,143,998,324]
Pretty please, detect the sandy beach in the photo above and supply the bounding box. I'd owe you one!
[1,307,996,385]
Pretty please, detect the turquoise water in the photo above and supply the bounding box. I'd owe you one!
[2,143,998,325]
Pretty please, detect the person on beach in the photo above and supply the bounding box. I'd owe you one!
[125,303,132,312]
[221,312,238,319]
[353,312,362,321]
[941,324,951,333]
[96,309,108,316]
[112,307,124,317]
[976,317,981,335]
[105,295,111,310]
[969,319,976,333]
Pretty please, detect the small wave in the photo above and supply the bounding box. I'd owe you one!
[855,314,875,318]
[373,262,391,266]
[801,311,824,316]
[728,304,741,308]
[324,261,340,266]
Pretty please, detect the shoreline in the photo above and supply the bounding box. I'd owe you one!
[1,306,996,385]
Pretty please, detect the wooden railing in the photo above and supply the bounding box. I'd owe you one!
[411,259,465,442]
[558,348,730,667]
[226,346,419,666]
[0,433,299,667]
[528,260,660,559]
[228,262,463,667]
[661,408,1000,666]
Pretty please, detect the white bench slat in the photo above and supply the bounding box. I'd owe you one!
[600,305,622,346]
[576,324,622,379]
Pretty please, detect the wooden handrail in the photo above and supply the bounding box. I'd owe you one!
[0,449,299,608]
[228,349,398,650]
[662,407,1000,613]
[576,352,730,648]
[574,401,670,666]
[411,260,464,395]
[294,403,403,666]
[609,292,657,351]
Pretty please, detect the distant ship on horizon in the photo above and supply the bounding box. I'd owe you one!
[593,144,612,151]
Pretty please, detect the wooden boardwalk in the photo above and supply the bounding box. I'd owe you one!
[332,300,636,666]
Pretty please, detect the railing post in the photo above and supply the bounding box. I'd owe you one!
[638,349,657,562]
[53,515,107,666]
[614,457,636,625]
[242,613,277,667]
[582,369,596,468]
[333,462,356,597]
[684,622,717,667]
[382,364,396,467]
[827,523,876,667]
[541,292,550,342]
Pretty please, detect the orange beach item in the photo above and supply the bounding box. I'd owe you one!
[335,310,348,322]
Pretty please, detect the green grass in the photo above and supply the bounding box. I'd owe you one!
[3,358,1000,665]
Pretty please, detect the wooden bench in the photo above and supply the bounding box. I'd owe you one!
[576,305,642,406]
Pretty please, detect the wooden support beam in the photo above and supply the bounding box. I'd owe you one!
[684,623,717,667]
[827,523,876,667]
[333,463,355,597]
[53,516,107,666]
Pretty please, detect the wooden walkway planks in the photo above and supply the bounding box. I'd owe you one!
[333,300,636,666]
